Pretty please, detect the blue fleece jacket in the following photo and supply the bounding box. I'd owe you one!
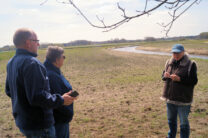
[44,60,74,124]
[5,49,64,130]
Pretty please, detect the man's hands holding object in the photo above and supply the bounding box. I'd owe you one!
[62,90,79,105]
[164,72,180,82]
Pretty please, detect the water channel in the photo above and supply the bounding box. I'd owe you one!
[114,46,208,60]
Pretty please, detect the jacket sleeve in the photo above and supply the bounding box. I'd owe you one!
[23,59,64,108]
[162,70,167,81]
[5,73,11,97]
[48,73,73,117]
[162,59,170,81]
[180,62,198,85]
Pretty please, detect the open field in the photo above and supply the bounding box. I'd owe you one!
[0,40,208,138]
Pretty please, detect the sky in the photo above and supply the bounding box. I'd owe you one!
[0,0,208,47]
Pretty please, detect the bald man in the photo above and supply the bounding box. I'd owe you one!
[5,28,76,138]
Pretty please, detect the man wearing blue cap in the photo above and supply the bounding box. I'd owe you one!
[161,44,198,138]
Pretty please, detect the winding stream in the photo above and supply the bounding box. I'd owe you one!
[114,46,208,60]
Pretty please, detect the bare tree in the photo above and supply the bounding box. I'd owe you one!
[41,0,202,36]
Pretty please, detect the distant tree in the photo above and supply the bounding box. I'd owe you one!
[105,38,127,43]
[41,0,201,36]
[199,32,208,39]
[65,40,92,46]
[145,37,156,41]
[0,45,15,52]
[40,43,50,48]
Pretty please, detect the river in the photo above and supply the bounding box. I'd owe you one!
[114,46,208,60]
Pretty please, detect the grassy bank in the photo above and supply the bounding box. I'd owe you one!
[136,39,208,55]
[0,41,207,138]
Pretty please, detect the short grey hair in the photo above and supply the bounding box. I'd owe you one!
[13,28,33,47]
[46,46,64,63]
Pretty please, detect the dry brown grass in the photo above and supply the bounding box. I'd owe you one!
[0,44,208,138]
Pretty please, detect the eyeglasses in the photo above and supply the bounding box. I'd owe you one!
[30,39,40,42]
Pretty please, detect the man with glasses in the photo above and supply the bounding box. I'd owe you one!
[5,28,76,138]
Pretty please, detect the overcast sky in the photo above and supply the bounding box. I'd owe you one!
[0,0,208,47]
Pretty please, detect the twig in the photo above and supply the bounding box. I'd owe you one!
[41,0,201,36]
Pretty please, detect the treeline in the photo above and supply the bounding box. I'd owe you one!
[1,32,208,52]
[0,45,16,52]
[198,32,208,39]
[144,32,208,41]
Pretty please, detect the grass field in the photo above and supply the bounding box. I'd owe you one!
[0,40,208,138]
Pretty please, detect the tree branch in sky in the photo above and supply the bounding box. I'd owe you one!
[41,0,201,36]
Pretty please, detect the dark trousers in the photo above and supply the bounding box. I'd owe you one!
[20,126,56,138]
[55,123,70,138]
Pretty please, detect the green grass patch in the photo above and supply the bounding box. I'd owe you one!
[0,51,15,61]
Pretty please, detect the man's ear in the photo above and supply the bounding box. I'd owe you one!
[54,58,59,65]
[25,40,31,49]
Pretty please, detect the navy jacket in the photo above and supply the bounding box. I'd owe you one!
[44,60,74,124]
[5,49,64,130]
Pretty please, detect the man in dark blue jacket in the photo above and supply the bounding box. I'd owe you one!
[5,28,75,138]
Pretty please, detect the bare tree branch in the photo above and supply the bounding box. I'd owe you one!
[41,0,201,36]
[40,0,49,6]
[158,0,200,36]
[63,0,170,32]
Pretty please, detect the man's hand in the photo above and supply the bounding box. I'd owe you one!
[164,72,170,78]
[62,91,76,105]
[170,74,181,82]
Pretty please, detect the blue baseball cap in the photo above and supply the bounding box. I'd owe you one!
[171,44,184,53]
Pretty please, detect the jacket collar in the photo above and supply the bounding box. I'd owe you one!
[44,59,61,75]
[169,53,190,67]
[16,48,37,57]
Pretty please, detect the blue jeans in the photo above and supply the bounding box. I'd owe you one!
[55,123,70,138]
[19,126,56,138]
[167,103,191,138]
